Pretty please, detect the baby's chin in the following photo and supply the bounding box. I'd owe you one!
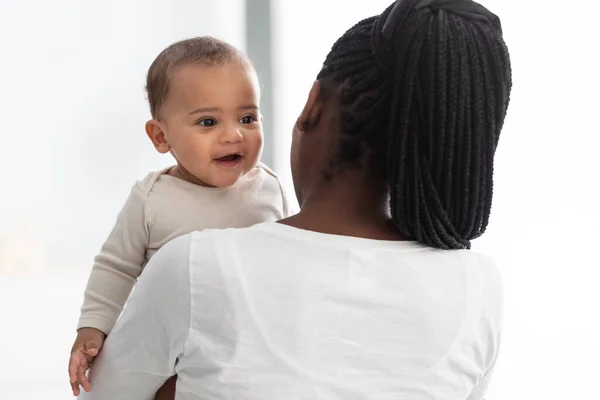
[204,169,249,188]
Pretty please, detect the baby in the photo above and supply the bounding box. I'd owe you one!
[68,36,294,397]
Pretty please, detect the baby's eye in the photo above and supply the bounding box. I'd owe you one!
[240,115,256,124]
[197,118,217,127]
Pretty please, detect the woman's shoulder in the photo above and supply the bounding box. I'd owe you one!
[453,249,503,290]
[186,223,274,246]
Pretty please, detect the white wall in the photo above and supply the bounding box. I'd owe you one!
[1,0,598,398]
[0,0,245,397]
[271,0,600,398]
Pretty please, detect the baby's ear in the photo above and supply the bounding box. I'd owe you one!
[145,120,170,154]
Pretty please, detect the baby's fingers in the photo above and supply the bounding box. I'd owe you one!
[84,347,99,357]
[71,379,81,397]
[78,364,92,393]
[68,352,83,385]
[69,356,82,396]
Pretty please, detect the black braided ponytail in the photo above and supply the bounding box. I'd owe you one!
[317,0,512,249]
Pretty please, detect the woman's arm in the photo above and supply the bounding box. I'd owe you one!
[154,376,177,400]
[78,235,192,400]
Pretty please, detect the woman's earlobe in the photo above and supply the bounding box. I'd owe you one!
[296,81,323,132]
[296,114,319,133]
[295,115,310,133]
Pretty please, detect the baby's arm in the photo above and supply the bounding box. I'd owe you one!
[77,183,151,335]
[77,235,191,400]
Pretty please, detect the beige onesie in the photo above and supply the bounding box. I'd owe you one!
[77,163,295,334]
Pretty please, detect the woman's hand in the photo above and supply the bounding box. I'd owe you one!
[68,327,106,396]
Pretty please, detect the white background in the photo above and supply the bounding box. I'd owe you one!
[1,0,599,399]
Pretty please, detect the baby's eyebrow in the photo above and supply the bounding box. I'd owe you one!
[189,107,220,115]
[188,105,258,115]
[238,104,259,111]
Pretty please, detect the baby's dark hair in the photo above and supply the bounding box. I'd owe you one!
[317,0,512,249]
[146,36,249,118]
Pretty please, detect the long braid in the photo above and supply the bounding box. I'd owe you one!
[318,0,511,249]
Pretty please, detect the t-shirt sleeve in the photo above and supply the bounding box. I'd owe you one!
[465,364,497,400]
[77,183,151,334]
[466,259,504,400]
[77,234,192,400]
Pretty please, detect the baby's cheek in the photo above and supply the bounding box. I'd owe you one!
[250,133,264,158]
[188,142,211,164]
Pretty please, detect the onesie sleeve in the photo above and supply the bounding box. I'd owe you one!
[278,176,299,218]
[77,183,151,334]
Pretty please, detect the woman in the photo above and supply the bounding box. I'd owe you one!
[79,0,511,398]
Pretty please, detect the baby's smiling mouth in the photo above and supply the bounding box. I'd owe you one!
[214,153,243,167]
[215,154,241,162]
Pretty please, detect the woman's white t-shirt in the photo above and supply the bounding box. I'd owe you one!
[80,222,504,400]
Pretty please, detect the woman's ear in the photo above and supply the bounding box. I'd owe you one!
[145,120,171,154]
[295,81,323,132]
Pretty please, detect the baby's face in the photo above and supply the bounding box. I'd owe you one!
[159,63,263,187]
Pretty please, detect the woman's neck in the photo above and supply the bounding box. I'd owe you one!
[280,175,406,241]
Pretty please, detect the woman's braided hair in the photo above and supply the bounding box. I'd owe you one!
[317,0,512,249]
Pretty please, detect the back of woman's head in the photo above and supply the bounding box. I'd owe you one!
[318,0,512,250]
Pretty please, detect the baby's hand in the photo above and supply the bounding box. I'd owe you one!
[68,327,106,396]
